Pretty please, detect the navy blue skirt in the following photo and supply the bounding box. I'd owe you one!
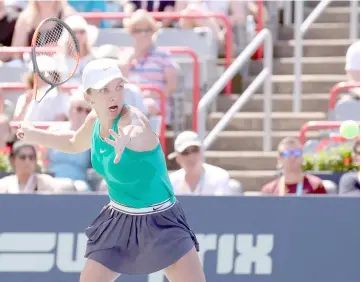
[84,200,199,275]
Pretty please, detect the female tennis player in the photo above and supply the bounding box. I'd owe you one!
[17,58,205,282]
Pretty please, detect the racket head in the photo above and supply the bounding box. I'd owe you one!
[31,17,80,103]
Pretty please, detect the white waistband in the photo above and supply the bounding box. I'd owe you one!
[110,199,174,215]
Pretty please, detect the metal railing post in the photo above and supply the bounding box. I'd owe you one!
[293,0,303,112]
[263,30,273,151]
[349,0,359,39]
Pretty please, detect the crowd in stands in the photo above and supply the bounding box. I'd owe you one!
[0,0,359,197]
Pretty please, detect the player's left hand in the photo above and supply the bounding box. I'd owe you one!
[104,129,131,164]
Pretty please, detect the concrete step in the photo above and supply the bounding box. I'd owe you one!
[204,151,277,170]
[275,39,352,57]
[304,7,360,23]
[250,57,345,75]
[216,93,330,112]
[166,130,320,152]
[245,74,345,94]
[208,112,326,131]
[228,170,276,191]
[279,24,351,40]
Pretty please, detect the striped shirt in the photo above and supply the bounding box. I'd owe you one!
[128,46,177,89]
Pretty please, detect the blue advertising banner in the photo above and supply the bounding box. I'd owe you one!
[0,194,359,282]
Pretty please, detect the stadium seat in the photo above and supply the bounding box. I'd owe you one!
[94,28,133,47]
[334,99,360,122]
[303,139,320,154]
[0,65,27,83]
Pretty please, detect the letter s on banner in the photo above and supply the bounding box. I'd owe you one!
[0,232,56,272]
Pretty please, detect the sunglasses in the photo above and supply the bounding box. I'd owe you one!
[280,149,303,158]
[133,28,153,34]
[17,154,36,161]
[181,147,200,156]
[76,106,91,114]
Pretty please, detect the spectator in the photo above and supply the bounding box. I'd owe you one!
[0,0,18,62]
[120,9,179,125]
[63,15,98,83]
[168,131,231,196]
[345,40,360,98]
[0,141,56,193]
[13,55,69,121]
[0,114,12,150]
[11,0,75,49]
[122,0,175,27]
[94,44,148,115]
[261,137,327,195]
[42,88,92,191]
[339,140,360,196]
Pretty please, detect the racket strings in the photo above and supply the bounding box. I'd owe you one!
[34,19,79,85]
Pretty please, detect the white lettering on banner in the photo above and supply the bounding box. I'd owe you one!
[0,232,56,272]
[56,233,87,272]
[0,232,274,277]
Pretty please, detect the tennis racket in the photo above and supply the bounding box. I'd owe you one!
[17,17,80,139]
[30,17,80,103]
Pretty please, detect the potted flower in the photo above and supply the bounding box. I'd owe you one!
[303,142,359,185]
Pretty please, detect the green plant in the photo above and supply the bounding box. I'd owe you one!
[0,152,11,172]
[303,143,359,172]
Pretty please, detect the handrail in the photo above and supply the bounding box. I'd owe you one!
[1,83,167,152]
[299,121,361,144]
[328,81,360,110]
[349,0,359,39]
[79,12,233,95]
[197,29,273,151]
[0,46,200,132]
[255,0,264,59]
[293,0,333,112]
[293,0,359,112]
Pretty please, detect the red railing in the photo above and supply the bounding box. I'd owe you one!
[299,121,360,145]
[0,46,199,131]
[79,12,233,94]
[255,0,264,59]
[1,83,167,152]
[328,81,360,111]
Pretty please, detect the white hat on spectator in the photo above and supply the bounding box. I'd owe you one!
[82,59,129,92]
[64,15,99,47]
[168,131,202,159]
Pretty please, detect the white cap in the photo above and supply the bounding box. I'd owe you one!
[82,59,129,91]
[168,131,202,159]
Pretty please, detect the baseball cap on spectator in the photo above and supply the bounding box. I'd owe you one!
[94,44,121,60]
[64,15,99,47]
[82,59,129,92]
[168,131,202,159]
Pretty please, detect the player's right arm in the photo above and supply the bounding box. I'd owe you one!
[17,111,97,154]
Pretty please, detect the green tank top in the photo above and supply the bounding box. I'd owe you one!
[91,112,176,208]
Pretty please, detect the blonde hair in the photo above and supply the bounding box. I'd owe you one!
[124,9,162,32]
[277,137,302,170]
[23,0,67,27]
[22,72,34,89]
